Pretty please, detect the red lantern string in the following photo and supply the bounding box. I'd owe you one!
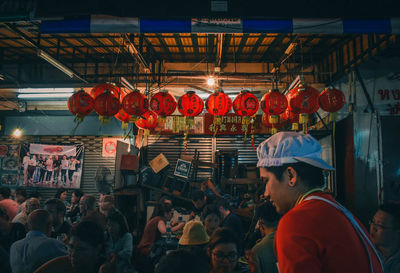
[260,89,287,134]
[90,83,121,99]
[94,91,121,123]
[318,87,345,122]
[150,90,177,123]
[68,90,94,123]
[122,90,149,121]
[287,84,319,133]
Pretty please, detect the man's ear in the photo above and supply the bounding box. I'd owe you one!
[287,166,298,187]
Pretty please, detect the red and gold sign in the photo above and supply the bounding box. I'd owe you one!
[90,83,120,99]
[135,110,158,130]
[177,91,204,117]
[94,91,121,123]
[122,90,149,118]
[150,91,177,119]
[68,90,94,122]
[233,90,259,117]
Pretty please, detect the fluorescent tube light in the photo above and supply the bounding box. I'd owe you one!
[120,77,135,91]
[37,49,74,78]
[18,88,75,93]
[17,93,73,99]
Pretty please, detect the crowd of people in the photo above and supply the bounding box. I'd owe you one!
[0,132,398,273]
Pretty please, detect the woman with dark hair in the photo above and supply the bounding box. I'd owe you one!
[55,188,70,208]
[208,228,250,273]
[67,189,83,223]
[34,221,107,273]
[105,210,134,273]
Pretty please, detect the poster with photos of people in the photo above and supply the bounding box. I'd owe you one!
[0,144,21,186]
[19,143,84,189]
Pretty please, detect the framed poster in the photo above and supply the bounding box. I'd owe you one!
[174,159,192,179]
[18,143,84,189]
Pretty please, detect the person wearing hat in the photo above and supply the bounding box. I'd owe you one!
[257,131,383,273]
[178,220,210,248]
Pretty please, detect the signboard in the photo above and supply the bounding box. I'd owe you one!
[18,143,84,189]
[102,138,118,157]
[174,159,192,179]
[203,113,269,135]
[0,144,20,187]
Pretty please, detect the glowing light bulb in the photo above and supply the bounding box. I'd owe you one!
[207,76,215,86]
[12,128,23,138]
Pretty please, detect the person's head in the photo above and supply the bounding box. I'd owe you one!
[106,210,129,239]
[79,195,97,216]
[192,190,207,210]
[14,188,27,204]
[208,228,239,273]
[256,201,280,237]
[159,195,173,206]
[214,198,231,218]
[99,195,115,217]
[369,202,400,252]
[44,198,66,227]
[155,247,210,273]
[69,221,105,273]
[154,202,174,221]
[27,209,52,235]
[202,204,221,236]
[257,132,334,214]
[71,189,84,205]
[178,220,210,247]
[63,155,67,160]
[26,198,40,215]
[0,187,11,201]
[55,188,68,201]
[29,191,42,201]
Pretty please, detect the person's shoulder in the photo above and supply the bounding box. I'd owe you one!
[33,256,71,273]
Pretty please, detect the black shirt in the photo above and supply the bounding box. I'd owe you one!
[221,212,244,243]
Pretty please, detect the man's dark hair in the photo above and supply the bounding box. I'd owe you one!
[44,198,66,214]
[155,247,210,273]
[15,188,27,199]
[54,188,68,199]
[0,187,11,199]
[73,189,84,199]
[202,204,221,220]
[214,198,230,211]
[265,162,325,188]
[208,227,239,252]
[82,195,97,210]
[29,191,42,199]
[192,190,205,202]
[106,210,129,236]
[256,201,281,228]
[71,221,105,249]
[379,202,400,229]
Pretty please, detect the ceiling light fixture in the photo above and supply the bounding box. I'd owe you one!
[120,77,136,91]
[207,76,215,86]
[17,93,73,99]
[18,88,75,93]
[12,128,23,138]
[37,49,75,78]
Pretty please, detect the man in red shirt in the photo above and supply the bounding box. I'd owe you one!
[0,187,19,221]
[256,132,383,273]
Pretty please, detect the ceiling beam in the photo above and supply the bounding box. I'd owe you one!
[122,34,151,73]
[216,33,224,68]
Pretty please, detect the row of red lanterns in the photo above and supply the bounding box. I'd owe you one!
[68,83,345,133]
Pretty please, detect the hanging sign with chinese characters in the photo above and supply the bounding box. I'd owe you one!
[203,113,268,135]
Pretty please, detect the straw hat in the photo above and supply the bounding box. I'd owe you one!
[178,220,210,246]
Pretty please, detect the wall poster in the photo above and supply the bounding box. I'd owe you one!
[0,144,21,187]
[18,143,84,189]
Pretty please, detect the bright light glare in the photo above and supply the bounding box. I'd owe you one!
[12,128,22,138]
[207,77,215,86]
[18,88,75,93]
[17,93,73,99]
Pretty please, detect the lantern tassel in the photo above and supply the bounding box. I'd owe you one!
[251,117,256,151]
[71,115,85,136]
[121,122,129,130]
[329,112,338,123]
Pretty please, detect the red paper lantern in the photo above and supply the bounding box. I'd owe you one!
[122,90,149,116]
[150,91,177,117]
[233,90,259,116]
[90,83,120,99]
[178,91,204,117]
[318,88,345,113]
[68,90,94,118]
[94,92,121,120]
[260,89,288,115]
[287,84,319,115]
[135,110,158,130]
[206,89,232,116]
[280,108,299,124]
